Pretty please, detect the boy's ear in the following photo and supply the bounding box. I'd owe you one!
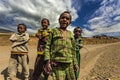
[48,22,50,25]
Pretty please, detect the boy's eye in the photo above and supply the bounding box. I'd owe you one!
[66,17,70,20]
[61,16,70,20]
[75,30,82,33]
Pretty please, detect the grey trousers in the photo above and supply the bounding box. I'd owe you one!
[7,54,29,79]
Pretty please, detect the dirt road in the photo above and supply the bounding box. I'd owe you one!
[79,42,120,80]
[0,42,120,80]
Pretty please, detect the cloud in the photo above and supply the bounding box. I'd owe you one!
[114,16,120,21]
[82,28,94,37]
[0,0,78,33]
[0,1,10,12]
[72,0,82,11]
[84,0,120,37]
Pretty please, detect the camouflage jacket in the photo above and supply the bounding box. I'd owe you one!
[74,36,83,52]
[44,27,77,64]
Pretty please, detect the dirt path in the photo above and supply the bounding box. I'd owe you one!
[0,42,120,80]
[79,42,120,80]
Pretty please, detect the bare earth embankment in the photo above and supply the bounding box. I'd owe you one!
[0,34,120,80]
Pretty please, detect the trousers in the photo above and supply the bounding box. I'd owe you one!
[8,54,29,79]
[30,55,48,80]
[51,62,76,80]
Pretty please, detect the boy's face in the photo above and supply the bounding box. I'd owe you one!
[41,19,49,29]
[18,25,26,33]
[59,13,71,29]
[74,29,82,36]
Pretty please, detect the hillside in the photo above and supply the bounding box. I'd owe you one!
[0,29,13,33]
[0,33,120,46]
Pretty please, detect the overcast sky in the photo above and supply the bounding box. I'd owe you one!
[0,0,120,37]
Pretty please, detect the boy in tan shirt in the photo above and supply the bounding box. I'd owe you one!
[7,23,30,80]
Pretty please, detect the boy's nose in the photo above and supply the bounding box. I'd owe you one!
[63,18,67,21]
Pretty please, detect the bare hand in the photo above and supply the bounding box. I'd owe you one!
[74,64,79,72]
[43,60,52,75]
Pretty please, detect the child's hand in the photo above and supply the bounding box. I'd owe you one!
[36,33,41,37]
[74,64,79,72]
[77,44,83,49]
[43,60,52,75]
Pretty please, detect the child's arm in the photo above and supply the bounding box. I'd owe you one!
[9,33,17,42]
[9,33,29,42]
[35,29,49,39]
[36,32,48,39]
[11,33,30,47]
[35,29,42,38]
[18,33,30,42]
[76,37,83,49]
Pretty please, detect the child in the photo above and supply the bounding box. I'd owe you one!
[44,11,79,80]
[73,27,83,80]
[7,23,30,80]
[30,18,51,80]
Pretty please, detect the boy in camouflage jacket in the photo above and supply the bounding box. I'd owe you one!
[44,11,79,80]
[74,27,83,80]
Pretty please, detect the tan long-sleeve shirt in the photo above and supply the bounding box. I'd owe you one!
[10,32,29,54]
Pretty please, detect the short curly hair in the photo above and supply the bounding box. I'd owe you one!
[74,27,82,33]
[17,23,27,31]
[41,18,50,25]
[59,11,72,21]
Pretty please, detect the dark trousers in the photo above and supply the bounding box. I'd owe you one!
[30,55,48,80]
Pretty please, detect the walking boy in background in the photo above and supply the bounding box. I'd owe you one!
[44,11,79,80]
[73,27,83,80]
[30,18,51,80]
[7,23,30,80]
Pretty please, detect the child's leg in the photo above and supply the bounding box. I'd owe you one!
[30,55,44,80]
[44,75,49,80]
[7,54,18,79]
[75,52,81,80]
[21,54,29,80]
[66,63,76,80]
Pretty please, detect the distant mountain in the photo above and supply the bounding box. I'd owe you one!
[0,29,13,33]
